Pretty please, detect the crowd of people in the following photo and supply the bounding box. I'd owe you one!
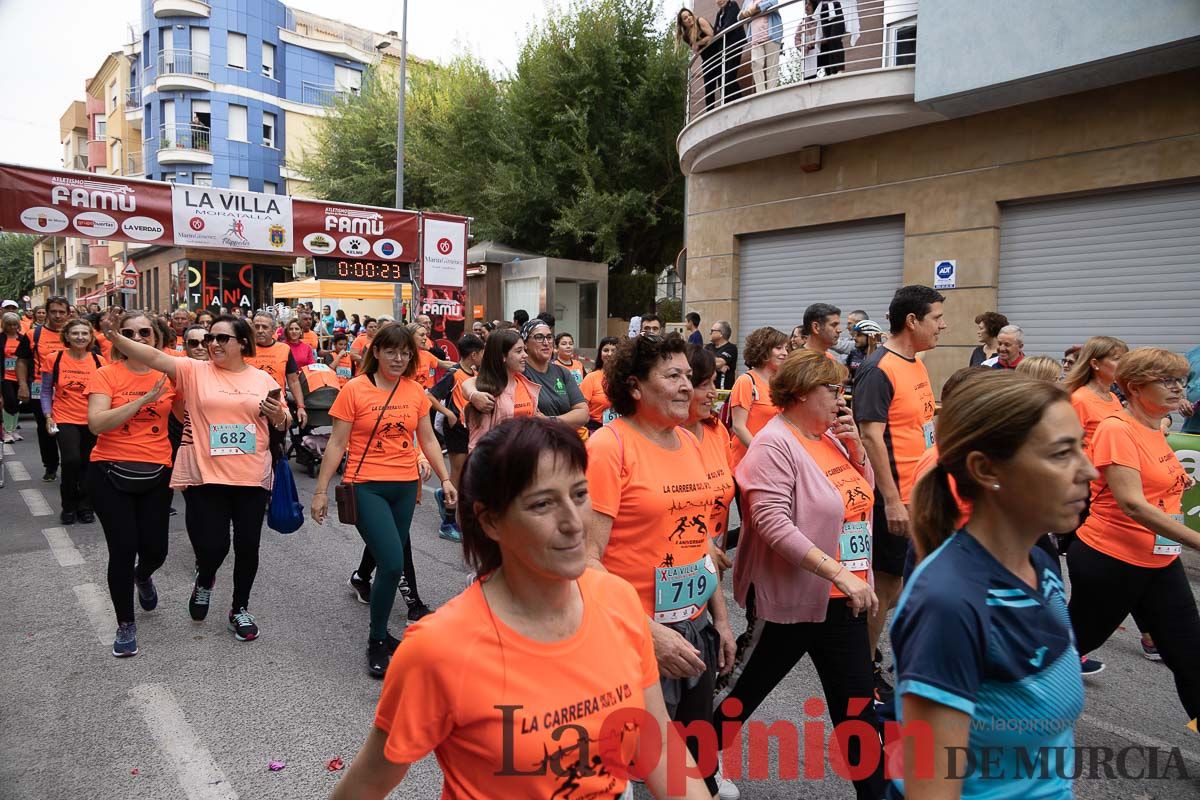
[3,286,1200,799]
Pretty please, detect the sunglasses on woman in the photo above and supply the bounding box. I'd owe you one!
[120,327,154,338]
[202,333,237,346]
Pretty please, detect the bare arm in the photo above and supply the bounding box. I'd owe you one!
[899,695,969,800]
[108,333,178,380]
[311,418,353,524]
[426,391,457,428]
[556,402,589,429]
[860,420,908,536]
[1104,464,1200,550]
[329,726,411,800]
[87,374,169,435]
[586,511,614,572]
[287,371,307,426]
[730,405,753,448]
[643,682,718,800]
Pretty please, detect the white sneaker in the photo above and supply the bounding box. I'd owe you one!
[718,777,741,799]
[2,434,12,444]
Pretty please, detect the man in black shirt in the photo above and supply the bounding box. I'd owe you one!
[706,320,739,391]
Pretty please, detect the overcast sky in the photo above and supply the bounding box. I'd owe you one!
[0,0,677,169]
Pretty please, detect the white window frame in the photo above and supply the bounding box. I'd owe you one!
[262,42,275,79]
[162,172,177,183]
[229,176,249,191]
[94,115,107,141]
[334,65,362,95]
[227,32,247,70]
[228,104,248,142]
[193,173,212,187]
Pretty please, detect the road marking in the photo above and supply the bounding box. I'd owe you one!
[7,460,30,481]
[2,443,13,456]
[130,683,239,800]
[20,488,52,516]
[72,583,115,646]
[1081,712,1200,765]
[42,527,85,567]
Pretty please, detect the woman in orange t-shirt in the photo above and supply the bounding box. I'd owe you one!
[1064,335,1128,450]
[728,326,789,469]
[461,330,541,452]
[87,313,176,658]
[1068,348,1200,723]
[585,333,735,799]
[682,344,735,555]
[313,323,454,679]
[409,322,450,390]
[553,332,587,384]
[42,319,106,525]
[332,417,711,800]
[579,336,619,430]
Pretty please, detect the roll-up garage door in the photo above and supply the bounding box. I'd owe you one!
[999,183,1200,356]
[737,217,905,344]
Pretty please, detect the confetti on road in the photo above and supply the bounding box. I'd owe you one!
[326,757,344,771]
[268,761,285,772]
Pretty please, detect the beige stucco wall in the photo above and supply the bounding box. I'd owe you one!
[684,68,1200,393]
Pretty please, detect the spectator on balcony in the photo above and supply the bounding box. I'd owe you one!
[740,0,783,93]
[713,0,748,103]
[813,0,861,77]
[794,0,821,80]
[676,8,722,112]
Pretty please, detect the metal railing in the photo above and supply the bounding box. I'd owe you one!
[158,123,211,153]
[156,48,211,79]
[300,80,350,106]
[682,0,918,124]
[287,14,379,56]
[124,85,141,107]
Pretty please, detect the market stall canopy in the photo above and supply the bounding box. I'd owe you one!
[272,278,399,301]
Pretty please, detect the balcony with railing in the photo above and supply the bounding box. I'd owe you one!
[154,49,213,92]
[157,123,213,165]
[300,80,350,107]
[281,7,384,62]
[677,0,939,174]
[124,85,142,120]
[153,0,210,19]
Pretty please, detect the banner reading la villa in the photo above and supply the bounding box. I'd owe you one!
[0,162,459,268]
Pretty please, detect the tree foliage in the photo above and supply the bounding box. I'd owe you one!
[0,233,34,303]
[299,0,687,274]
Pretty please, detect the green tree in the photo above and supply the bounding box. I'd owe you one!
[0,233,34,303]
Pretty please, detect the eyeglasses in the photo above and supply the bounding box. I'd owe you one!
[1154,377,1185,390]
[710,328,722,333]
[529,334,553,343]
[121,327,154,338]
[186,338,207,347]
[379,348,412,361]
[824,383,845,396]
[202,333,236,346]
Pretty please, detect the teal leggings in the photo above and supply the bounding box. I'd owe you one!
[352,481,419,639]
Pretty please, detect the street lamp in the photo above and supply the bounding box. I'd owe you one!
[378,0,409,320]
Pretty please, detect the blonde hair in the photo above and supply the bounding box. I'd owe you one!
[1,312,19,331]
[1115,347,1187,395]
[769,349,847,408]
[1063,336,1128,393]
[911,373,1068,559]
[1015,355,1062,383]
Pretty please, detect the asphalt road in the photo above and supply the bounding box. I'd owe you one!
[1,428,1199,800]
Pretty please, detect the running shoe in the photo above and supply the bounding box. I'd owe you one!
[188,575,212,621]
[77,509,94,524]
[438,521,463,542]
[2,433,12,444]
[60,510,75,525]
[113,622,138,658]
[1080,655,1105,678]
[407,601,433,622]
[347,571,371,605]
[136,577,158,611]
[12,431,21,441]
[1141,637,1162,662]
[42,469,56,482]
[228,607,258,641]
[367,635,398,679]
[716,773,741,799]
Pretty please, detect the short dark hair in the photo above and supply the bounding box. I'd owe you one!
[46,296,69,311]
[888,285,946,335]
[458,417,588,576]
[595,336,620,370]
[333,332,349,346]
[604,333,688,417]
[210,314,256,357]
[361,322,418,378]
[536,311,556,328]
[686,342,716,387]
[686,312,701,327]
[849,309,869,319]
[513,309,529,327]
[974,311,1008,339]
[803,303,841,336]
[456,332,485,359]
[743,326,788,368]
[640,313,662,327]
[553,332,574,347]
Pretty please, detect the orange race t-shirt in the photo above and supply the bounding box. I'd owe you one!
[790,431,874,598]
[415,349,439,389]
[374,568,658,798]
[912,444,971,529]
[329,350,355,385]
[49,351,107,425]
[851,347,936,504]
[301,330,320,351]
[169,357,278,490]
[695,419,735,542]
[87,362,177,466]
[245,340,292,389]
[728,370,780,469]
[32,326,67,387]
[556,358,586,385]
[587,419,716,623]
[20,317,34,335]
[350,333,371,354]
[512,378,536,419]
[3,334,26,382]
[1070,386,1124,451]
[579,370,617,425]
[329,374,430,483]
[1078,412,1187,568]
[94,331,113,361]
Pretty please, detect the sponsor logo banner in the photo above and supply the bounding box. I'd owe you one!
[292,200,419,262]
[171,185,293,251]
[422,214,467,288]
[0,163,174,245]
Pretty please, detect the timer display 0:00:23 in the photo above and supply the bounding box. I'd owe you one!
[314,259,411,282]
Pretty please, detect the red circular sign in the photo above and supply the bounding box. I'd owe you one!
[189,217,205,231]
[436,237,453,255]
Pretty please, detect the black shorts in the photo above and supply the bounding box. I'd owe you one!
[872,490,910,577]
[445,423,469,455]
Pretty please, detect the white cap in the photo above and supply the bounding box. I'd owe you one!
[0,299,18,309]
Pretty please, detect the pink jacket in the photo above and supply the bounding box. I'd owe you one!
[733,414,875,623]
[467,372,541,451]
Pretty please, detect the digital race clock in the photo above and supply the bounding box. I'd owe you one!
[313,258,412,283]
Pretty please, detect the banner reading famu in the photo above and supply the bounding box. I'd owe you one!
[171,184,294,252]
[1167,432,1200,534]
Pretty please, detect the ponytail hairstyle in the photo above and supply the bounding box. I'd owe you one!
[910,372,1068,560]
[457,417,588,576]
[1062,335,1128,393]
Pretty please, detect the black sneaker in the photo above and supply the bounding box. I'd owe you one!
[407,601,433,622]
[136,577,158,611]
[228,607,258,641]
[112,622,138,658]
[366,634,401,678]
[188,575,212,621]
[60,510,76,525]
[77,509,94,524]
[873,664,895,704]
[347,571,371,605]
[42,469,56,482]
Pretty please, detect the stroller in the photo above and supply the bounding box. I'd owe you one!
[289,363,341,477]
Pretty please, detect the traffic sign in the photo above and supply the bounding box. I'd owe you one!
[121,260,139,290]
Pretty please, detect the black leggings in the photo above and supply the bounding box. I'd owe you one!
[715,591,884,800]
[184,483,270,612]
[31,399,58,471]
[356,540,422,606]
[56,423,96,513]
[1,379,18,416]
[1067,540,1200,721]
[89,463,172,624]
